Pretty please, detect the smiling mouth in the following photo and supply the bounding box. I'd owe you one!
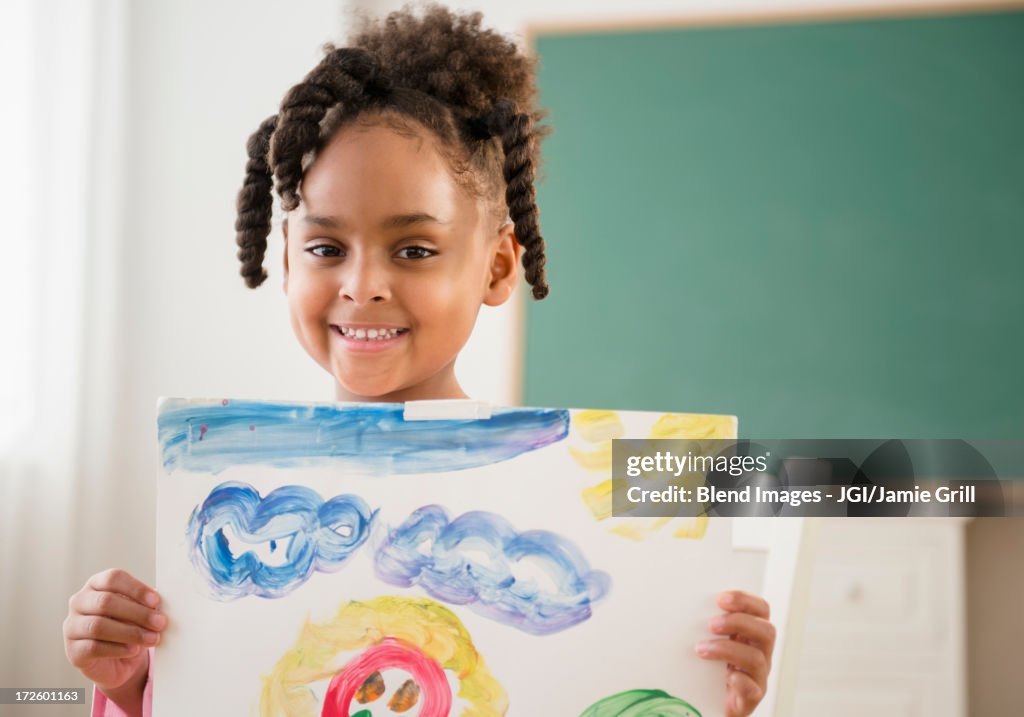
[333,325,409,342]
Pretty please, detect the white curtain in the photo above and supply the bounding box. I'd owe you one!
[0,0,126,702]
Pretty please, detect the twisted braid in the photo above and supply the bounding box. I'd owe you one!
[235,114,278,288]
[484,100,548,300]
[271,47,391,211]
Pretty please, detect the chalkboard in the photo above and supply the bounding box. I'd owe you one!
[525,8,1024,438]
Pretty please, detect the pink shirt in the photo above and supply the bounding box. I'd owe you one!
[90,648,153,717]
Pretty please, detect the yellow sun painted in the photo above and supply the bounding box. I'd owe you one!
[650,413,736,441]
[672,514,710,539]
[259,596,507,717]
[572,410,626,443]
[569,411,736,540]
[610,516,673,541]
[581,479,614,520]
[567,410,624,471]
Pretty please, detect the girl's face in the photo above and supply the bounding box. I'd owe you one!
[283,117,520,403]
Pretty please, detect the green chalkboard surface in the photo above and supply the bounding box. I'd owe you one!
[525,9,1024,438]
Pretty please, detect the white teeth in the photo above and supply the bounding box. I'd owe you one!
[339,326,403,341]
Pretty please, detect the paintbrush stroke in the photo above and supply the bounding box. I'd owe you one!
[187,481,376,599]
[580,689,702,717]
[375,505,610,635]
[261,596,507,716]
[159,399,569,475]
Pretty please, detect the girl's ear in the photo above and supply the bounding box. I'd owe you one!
[281,217,290,294]
[483,221,522,307]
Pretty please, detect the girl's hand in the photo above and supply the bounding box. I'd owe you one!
[63,569,167,693]
[696,590,776,717]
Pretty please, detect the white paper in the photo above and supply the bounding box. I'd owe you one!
[155,399,764,716]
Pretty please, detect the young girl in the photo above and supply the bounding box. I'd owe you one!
[63,5,776,716]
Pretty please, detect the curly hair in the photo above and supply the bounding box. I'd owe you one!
[234,3,550,299]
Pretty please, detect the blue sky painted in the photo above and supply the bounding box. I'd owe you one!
[159,399,570,474]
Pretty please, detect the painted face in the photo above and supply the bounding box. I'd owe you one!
[283,116,519,402]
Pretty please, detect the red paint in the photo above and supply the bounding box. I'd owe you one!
[199,423,208,440]
[249,425,255,431]
[221,399,229,406]
[321,637,450,717]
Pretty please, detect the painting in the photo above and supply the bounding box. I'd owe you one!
[155,398,763,716]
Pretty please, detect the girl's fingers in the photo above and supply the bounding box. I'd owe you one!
[71,589,167,632]
[86,569,161,610]
[696,637,769,688]
[716,590,770,620]
[724,669,764,717]
[708,612,777,658]
[65,614,161,647]
[67,638,142,665]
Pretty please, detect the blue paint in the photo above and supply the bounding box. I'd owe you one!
[375,506,611,634]
[187,481,376,600]
[158,399,569,475]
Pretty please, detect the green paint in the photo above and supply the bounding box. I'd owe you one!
[580,688,702,717]
[350,711,372,717]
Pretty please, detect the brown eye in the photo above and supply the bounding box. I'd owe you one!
[308,245,342,258]
[396,245,435,260]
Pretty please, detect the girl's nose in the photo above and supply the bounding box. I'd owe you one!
[338,256,391,304]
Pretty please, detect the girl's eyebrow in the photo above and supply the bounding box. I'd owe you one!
[302,212,449,230]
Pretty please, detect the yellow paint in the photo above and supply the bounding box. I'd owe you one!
[650,413,736,441]
[567,443,613,471]
[581,479,613,520]
[568,411,736,541]
[572,410,625,443]
[260,596,507,717]
[567,409,623,471]
[610,516,672,541]
[672,515,710,539]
